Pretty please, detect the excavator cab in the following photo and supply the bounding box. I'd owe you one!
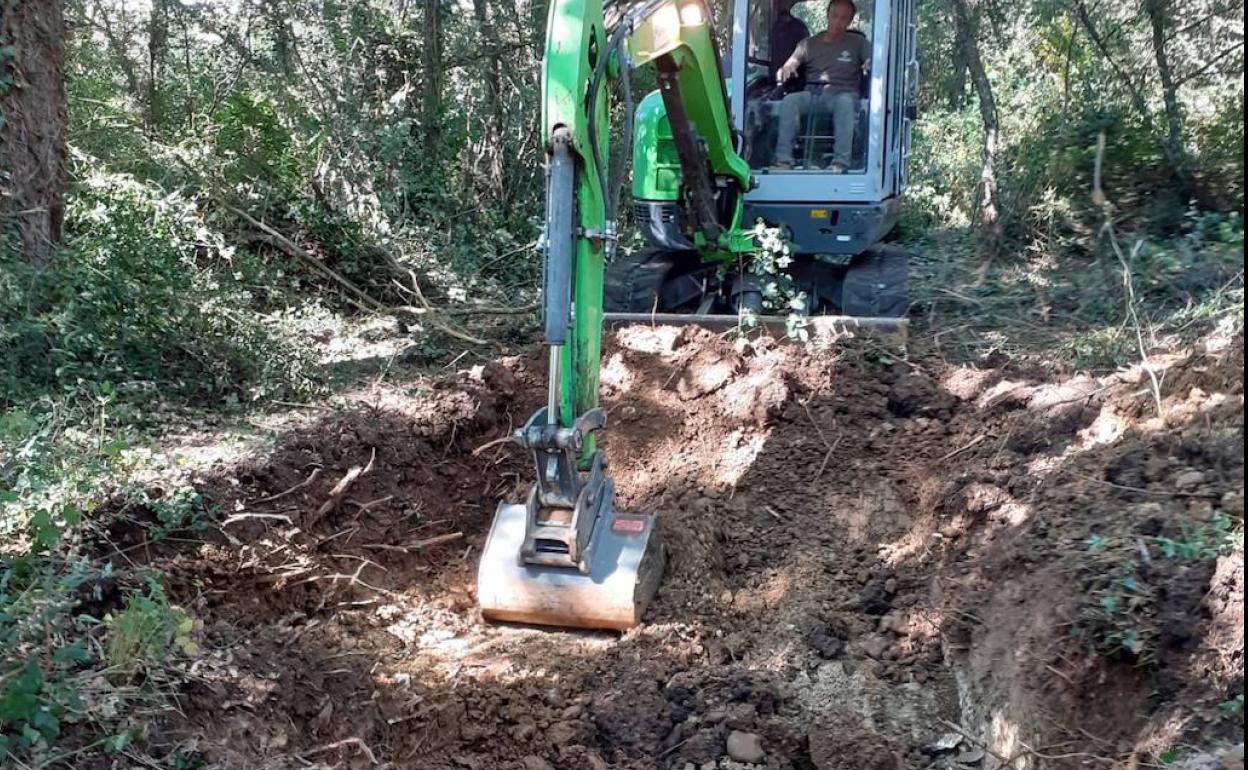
[738,0,918,253]
[623,0,919,318]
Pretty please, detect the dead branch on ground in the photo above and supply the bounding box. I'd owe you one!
[310,448,376,526]
[252,467,322,505]
[301,737,379,765]
[347,495,395,521]
[391,268,488,345]
[362,531,464,553]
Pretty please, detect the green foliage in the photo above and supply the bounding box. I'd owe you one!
[1190,95,1245,208]
[1153,513,1240,562]
[2,388,221,556]
[0,558,194,763]
[1218,694,1244,725]
[0,556,99,760]
[105,579,198,670]
[0,394,117,554]
[915,200,1244,371]
[910,0,1243,254]
[905,109,982,231]
[1076,513,1242,663]
[212,91,300,199]
[1,396,202,766]
[127,484,218,541]
[1080,555,1154,659]
[1063,327,1135,372]
[0,171,320,407]
[61,0,545,319]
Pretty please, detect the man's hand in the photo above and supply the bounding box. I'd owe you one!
[776,59,799,84]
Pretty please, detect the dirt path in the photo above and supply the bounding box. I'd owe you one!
[132,326,1242,770]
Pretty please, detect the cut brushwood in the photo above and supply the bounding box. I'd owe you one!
[391,268,488,345]
[220,202,386,312]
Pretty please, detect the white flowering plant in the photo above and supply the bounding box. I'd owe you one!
[736,220,810,343]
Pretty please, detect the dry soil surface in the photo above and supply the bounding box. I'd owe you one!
[113,326,1243,770]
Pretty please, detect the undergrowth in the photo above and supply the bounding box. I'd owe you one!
[1,170,322,409]
[0,394,206,766]
[910,206,1244,370]
[1077,512,1243,663]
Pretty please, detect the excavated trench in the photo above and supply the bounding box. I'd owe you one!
[139,325,1243,769]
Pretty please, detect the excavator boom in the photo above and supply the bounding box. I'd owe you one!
[477,0,750,631]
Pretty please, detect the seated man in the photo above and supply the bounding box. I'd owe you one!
[772,0,869,172]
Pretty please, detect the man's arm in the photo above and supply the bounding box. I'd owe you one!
[776,39,807,83]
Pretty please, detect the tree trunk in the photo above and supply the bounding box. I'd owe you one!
[421,0,443,159]
[1060,15,1076,111]
[1144,0,1195,195]
[265,0,293,76]
[147,0,169,131]
[181,14,195,130]
[950,0,1002,258]
[0,0,68,267]
[530,0,547,53]
[949,24,968,108]
[1076,0,1199,200]
[471,0,507,206]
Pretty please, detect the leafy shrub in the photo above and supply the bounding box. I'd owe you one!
[1219,694,1245,725]
[0,171,320,406]
[126,484,218,541]
[211,91,300,199]
[0,395,116,553]
[906,109,982,231]
[0,558,194,762]
[105,579,198,670]
[1190,94,1245,210]
[0,553,98,759]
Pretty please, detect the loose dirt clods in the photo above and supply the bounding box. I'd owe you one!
[113,327,1241,769]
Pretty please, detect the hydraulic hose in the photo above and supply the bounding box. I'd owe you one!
[614,53,634,232]
[586,23,633,229]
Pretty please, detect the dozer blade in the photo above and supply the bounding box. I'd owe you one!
[603,312,908,344]
[477,489,664,631]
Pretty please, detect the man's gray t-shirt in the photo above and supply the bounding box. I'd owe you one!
[792,32,869,92]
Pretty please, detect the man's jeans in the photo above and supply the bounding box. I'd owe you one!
[774,87,857,167]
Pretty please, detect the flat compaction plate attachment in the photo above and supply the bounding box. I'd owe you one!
[477,409,665,631]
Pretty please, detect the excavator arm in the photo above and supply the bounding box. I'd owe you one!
[542,0,753,440]
[477,0,751,631]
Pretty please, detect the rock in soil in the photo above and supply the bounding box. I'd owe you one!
[726,730,765,763]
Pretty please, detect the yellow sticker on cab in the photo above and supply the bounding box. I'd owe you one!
[810,209,829,219]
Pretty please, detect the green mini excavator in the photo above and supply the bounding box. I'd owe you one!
[477,0,917,631]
